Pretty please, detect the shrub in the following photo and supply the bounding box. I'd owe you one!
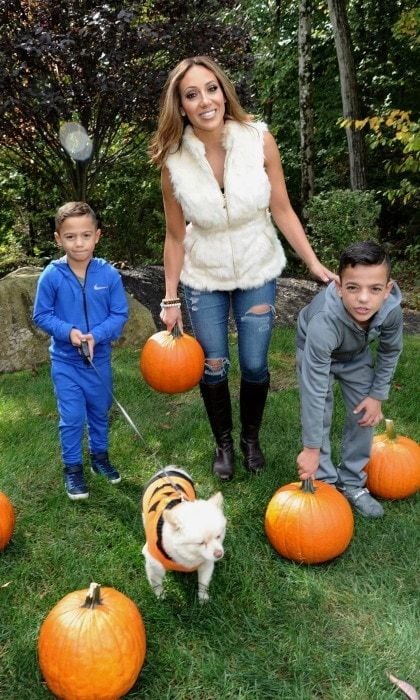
[306,189,381,270]
[96,134,164,266]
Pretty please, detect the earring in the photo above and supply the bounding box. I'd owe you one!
[180,109,186,117]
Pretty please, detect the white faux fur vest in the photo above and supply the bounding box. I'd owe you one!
[166,120,286,291]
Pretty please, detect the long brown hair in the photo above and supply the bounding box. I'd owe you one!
[148,56,251,168]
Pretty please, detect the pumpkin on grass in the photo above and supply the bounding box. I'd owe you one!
[38,582,146,700]
[265,479,354,564]
[0,491,15,551]
[140,325,205,394]
[365,419,420,500]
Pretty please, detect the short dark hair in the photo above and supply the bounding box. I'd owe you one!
[55,201,97,232]
[339,241,391,280]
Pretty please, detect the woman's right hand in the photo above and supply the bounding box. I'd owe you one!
[160,305,183,333]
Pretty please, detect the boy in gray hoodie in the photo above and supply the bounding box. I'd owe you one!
[296,241,403,517]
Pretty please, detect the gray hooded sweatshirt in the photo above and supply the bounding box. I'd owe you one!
[296,281,403,448]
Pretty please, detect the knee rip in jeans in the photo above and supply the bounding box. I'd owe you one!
[242,304,275,329]
[248,304,271,314]
[204,357,230,378]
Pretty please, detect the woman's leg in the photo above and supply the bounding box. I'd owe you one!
[232,280,276,472]
[184,286,234,479]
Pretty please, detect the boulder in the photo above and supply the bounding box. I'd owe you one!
[115,293,155,349]
[0,267,155,374]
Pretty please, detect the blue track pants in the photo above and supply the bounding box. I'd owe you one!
[51,360,112,465]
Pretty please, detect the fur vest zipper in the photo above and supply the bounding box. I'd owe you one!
[165,120,287,291]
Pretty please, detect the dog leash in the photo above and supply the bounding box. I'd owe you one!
[80,340,189,500]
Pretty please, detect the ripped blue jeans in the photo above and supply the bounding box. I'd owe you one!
[183,279,276,385]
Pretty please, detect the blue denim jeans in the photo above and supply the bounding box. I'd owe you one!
[184,280,276,385]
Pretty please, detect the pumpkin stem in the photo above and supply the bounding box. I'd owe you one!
[82,582,102,608]
[301,479,315,494]
[171,324,182,338]
[385,419,397,441]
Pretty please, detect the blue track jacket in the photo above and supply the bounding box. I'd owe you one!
[33,256,129,363]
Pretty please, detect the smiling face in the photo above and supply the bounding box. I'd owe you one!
[54,214,101,272]
[179,64,226,136]
[336,262,393,327]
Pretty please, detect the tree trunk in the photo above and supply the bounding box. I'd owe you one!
[327,0,368,190]
[298,0,314,220]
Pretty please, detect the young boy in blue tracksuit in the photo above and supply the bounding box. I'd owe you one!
[33,202,129,500]
[296,241,403,517]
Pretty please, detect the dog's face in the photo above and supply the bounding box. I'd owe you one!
[162,492,226,564]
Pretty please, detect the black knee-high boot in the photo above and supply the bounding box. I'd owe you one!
[240,377,270,473]
[200,380,234,480]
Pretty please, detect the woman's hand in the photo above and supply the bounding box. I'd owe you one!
[307,260,339,284]
[160,305,183,333]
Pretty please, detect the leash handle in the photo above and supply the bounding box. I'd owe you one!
[80,339,91,363]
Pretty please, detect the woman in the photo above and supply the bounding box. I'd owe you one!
[149,55,337,481]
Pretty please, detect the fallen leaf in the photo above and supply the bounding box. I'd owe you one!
[387,673,419,700]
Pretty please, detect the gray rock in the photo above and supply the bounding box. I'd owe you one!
[115,293,155,349]
[0,267,155,374]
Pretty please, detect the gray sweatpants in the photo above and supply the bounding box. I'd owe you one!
[297,347,375,488]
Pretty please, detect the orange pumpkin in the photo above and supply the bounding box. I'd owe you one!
[0,491,15,551]
[38,582,146,700]
[265,479,354,564]
[140,325,205,393]
[365,419,420,500]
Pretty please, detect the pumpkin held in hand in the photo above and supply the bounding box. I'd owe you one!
[140,325,205,394]
[365,419,420,500]
[0,491,15,551]
[265,479,354,564]
[38,582,146,700]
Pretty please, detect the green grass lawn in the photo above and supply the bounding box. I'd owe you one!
[0,328,419,699]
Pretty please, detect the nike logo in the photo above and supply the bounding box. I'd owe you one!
[94,284,108,290]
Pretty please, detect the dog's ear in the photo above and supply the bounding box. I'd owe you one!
[163,508,181,529]
[208,491,223,510]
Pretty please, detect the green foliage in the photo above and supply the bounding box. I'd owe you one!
[95,133,164,265]
[0,246,44,278]
[341,110,420,204]
[0,149,58,271]
[0,0,251,201]
[0,0,418,271]
[306,189,381,269]
[392,7,420,47]
[0,330,419,697]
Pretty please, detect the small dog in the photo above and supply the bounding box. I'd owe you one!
[141,467,226,602]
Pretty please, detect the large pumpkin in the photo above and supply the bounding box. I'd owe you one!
[365,419,420,500]
[140,325,205,394]
[0,491,15,551]
[38,582,146,700]
[265,479,354,564]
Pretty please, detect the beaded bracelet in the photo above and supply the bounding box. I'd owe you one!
[160,298,181,309]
